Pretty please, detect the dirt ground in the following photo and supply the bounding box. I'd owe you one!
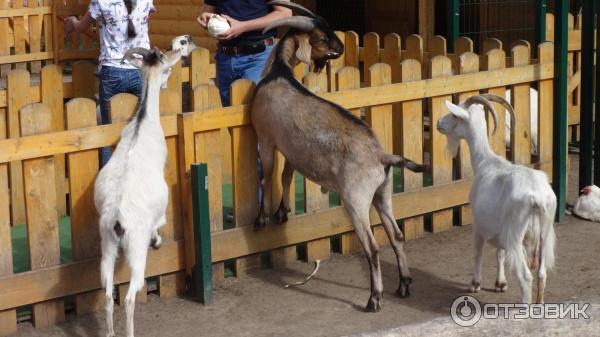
[16,155,600,337]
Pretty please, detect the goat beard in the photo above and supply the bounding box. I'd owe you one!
[445,135,460,157]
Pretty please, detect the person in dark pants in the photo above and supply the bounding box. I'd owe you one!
[65,0,156,166]
[198,1,292,213]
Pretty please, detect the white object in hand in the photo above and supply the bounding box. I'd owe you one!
[207,14,230,37]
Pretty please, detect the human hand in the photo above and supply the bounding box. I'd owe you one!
[197,12,212,29]
[216,15,246,40]
[64,16,78,37]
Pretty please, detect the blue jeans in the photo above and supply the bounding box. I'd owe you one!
[215,45,273,106]
[98,66,143,166]
[215,45,273,210]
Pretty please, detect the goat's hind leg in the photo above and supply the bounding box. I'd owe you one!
[100,231,118,337]
[373,178,412,298]
[344,195,383,312]
[273,159,294,224]
[255,143,275,229]
[123,232,151,337]
[150,215,165,250]
[495,248,508,292]
[470,232,485,293]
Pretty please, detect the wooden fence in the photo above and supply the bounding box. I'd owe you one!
[0,32,554,335]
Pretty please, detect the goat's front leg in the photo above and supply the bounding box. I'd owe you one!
[255,144,274,229]
[273,159,293,224]
[495,248,508,292]
[470,232,485,293]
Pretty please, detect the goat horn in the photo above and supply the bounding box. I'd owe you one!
[480,94,516,135]
[122,47,150,64]
[464,95,499,136]
[267,0,316,18]
[262,16,315,34]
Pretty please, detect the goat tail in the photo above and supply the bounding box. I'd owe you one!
[381,154,428,173]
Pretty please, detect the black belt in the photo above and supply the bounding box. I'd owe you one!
[218,38,274,56]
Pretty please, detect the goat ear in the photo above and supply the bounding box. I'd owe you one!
[445,100,469,120]
[296,35,312,65]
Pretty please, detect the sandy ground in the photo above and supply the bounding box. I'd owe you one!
[15,155,600,337]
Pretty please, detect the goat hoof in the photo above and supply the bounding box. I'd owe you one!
[254,216,268,230]
[470,281,481,293]
[150,234,162,250]
[396,277,412,298]
[365,296,382,312]
[273,208,288,225]
[494,281,507,293]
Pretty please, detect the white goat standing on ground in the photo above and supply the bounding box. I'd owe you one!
[437,94,556,304]
[94,38,193,337]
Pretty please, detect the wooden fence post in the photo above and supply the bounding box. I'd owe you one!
[429,55,453,233]
[157,88,186,297]
[363,32,380,84]
[192,83,226,284]
[327,31,346,91]
[344,31,359,69]
[400,59,424,240]
[457,52,479,226]
[189,47,210,89]
[303,72,331,262]
[65,98,104,315]
[20,103,65,328]
[230,79,261,275]
[28,0,43,73]
[41,65,67,218]
[12,0,26,70]
[510,44,532,165]
[7,69,32,226]
[538,42,554,178]
[72,61,97,100]
[0,0,10,77]
[335,67,360,117]
[485,48,507,157]
[366,63,393,247]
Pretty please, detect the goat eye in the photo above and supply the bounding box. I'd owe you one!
[180,40,187,45]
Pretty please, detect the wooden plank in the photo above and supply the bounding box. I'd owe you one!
[365,63,393,248]
[191,83,225,284]
[0,0,11,77]
[363,32,380,84]
[485,48,507,158]
[149,19,210,37]
[41,65,67,218]
[151,5,201,20]
[229,79,261,276]
[189,47,210,88]
[429,55,453,232]
[0,69,15,334]
[28,0,42,73]
[327,31,346,91]
[510,45,531,165]
[404,34,424,64]
[157,272,185,298]
[66,98,103,315]
[457,52,479,227]
[0,64,557,164]
[0,241,184,312]
[12,0,26,70]
[399,59,424,240]
[110,93,138,122]
[177,112,196,277]
[303,72,331,262]
[428,35,447,57]
[482,38,502,54]
[7,69,31,226]
[166,60,182,109]
[344,31,359,69]
[212,179,481,263]
[335,67,360,117]
[537,43,554,179]
[20,102,65,328]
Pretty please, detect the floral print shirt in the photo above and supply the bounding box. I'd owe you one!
[88,0,155,69]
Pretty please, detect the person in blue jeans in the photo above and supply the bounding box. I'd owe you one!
[64,0,156,165]
[198,1,291,213]
[197,0,291,106]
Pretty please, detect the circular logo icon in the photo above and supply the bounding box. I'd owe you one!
[450,295,482,327]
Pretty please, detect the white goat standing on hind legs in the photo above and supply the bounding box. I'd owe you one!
[436,94,557,304]
[94,38,194,337]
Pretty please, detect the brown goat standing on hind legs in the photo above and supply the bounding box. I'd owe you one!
[251,1,427,312]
